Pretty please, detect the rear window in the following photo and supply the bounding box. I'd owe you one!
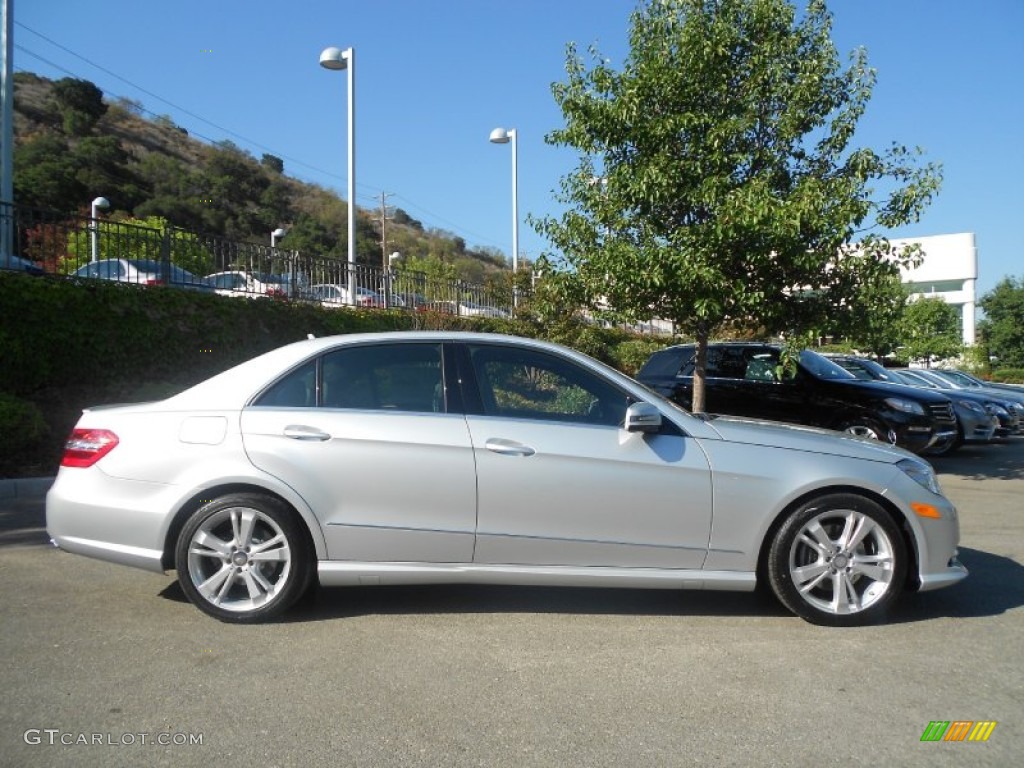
[639,348,688,378]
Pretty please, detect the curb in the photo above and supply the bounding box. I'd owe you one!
[0,477,55,500]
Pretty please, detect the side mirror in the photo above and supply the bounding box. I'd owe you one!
[624,402,662,433]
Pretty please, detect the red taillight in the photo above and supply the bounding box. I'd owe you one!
[61,429,119,468]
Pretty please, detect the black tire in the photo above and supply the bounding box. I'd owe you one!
[175,493,313,623]
[836,417,895,444]
[767,493,907,627]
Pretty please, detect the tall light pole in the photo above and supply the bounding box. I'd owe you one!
[270,227,286,248]
[90,196,109,263]
[320,46,356,305]
[1,0,13,260]
[489,126,518,307]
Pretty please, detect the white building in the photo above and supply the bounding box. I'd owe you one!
[894,233,977,345]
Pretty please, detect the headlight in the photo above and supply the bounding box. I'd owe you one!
[884,397,926,416]
[897,458,942,495]
[990,404,1009,418]
[956,399,985,413]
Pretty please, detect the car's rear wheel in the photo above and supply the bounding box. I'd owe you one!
[767,493,907,626]
[175,493,312,623]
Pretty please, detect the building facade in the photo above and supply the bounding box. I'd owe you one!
[894,232,977,345]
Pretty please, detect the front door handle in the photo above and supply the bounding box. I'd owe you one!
[484,438,536,457]
[284,425,331,441]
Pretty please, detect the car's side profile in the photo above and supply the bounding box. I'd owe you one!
[46,332,966,626]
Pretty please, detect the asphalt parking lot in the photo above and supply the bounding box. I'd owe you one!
[1,438,1021,768]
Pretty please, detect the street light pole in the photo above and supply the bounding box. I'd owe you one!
[489,127,518,308]
[320,46,356,306]
[90,196,109,263]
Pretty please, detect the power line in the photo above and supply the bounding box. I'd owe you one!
[13,25,508,253]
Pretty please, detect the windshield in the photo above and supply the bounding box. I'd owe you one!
[799,350,856,380]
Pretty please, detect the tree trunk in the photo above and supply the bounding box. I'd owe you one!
[692,332,709,413]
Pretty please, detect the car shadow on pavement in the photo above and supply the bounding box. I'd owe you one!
[157,546,1019,624]
[929,438,1024,480]
[888,546,1024,624]
[261,584,793,623]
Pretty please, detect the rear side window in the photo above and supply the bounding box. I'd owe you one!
[254,361,317,407]
[639,348,687,378]
[252,344,445,412]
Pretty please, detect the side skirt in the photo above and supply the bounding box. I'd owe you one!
[317,561,756,591]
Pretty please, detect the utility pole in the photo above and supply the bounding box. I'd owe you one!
[377,191,394,306]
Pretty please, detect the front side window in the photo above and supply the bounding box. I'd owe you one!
[321,344,444,413]
[468,345,628,427]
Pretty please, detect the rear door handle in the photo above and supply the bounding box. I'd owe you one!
[284,425,331,441]
[484,438,536,457]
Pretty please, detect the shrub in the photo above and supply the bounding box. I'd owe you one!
[0,392,50,476]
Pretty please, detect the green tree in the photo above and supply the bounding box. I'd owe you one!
[978,275,1024,368]
[534,0,941,411]
[261,154,285,174]
[60,215,214,276]
[13,133,84,211]
[901,297,962,365]
[839,269,909,359]
[52,77,107,136]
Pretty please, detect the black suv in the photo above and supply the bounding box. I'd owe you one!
[637,342,957,455]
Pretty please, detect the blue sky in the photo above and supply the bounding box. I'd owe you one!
[16,0,1024,298]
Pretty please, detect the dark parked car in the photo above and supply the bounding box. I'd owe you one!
[638,343,958,455]
[828,357,999,450]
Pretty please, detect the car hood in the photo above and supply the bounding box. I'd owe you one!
[827,377,951,403]
[700,414,917,463]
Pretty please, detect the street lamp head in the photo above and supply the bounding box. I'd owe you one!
[320,47,350,70]
[489,127,513,144]
[92,197,110,210]
[271,228,287,238]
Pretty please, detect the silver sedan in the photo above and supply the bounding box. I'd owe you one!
[46,332,966,626]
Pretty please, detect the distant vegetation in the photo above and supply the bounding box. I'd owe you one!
[12,72,510,284]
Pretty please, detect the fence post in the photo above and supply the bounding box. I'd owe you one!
[161,227,171,282]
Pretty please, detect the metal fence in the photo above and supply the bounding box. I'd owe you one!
[0,203,514,317]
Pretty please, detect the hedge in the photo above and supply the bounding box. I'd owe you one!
[0,272,672,476]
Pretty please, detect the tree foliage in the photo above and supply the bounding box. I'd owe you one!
[535,0,941,410]
[978,275,1024,368]
[52,77,108,136]
[901,297,962,364]
[837,268,908,359]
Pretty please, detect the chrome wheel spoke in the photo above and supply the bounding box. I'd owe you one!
[850,553,893,582]
[793,561,830,591]
[190,530,232,558]
[197,564,235,603]
[232,509,259,549]
[839,511,875,551]
[830,572,859,614]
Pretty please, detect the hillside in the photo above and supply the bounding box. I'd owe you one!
[11,72,510,283]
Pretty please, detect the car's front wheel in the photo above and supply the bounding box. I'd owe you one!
[837,417,895,443]
[175,493,312,623]
[767,493,907,626]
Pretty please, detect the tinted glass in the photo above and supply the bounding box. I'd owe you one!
[321,344,444,413]
[254,360,317,407]
[799,350,855,380]
[469,345,628,427]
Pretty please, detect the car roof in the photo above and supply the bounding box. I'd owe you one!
[166,332,634,410]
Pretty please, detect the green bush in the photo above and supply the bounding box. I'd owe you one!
[0,271,675,476]
[988,368,1024,385]
[0,392,50,476]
